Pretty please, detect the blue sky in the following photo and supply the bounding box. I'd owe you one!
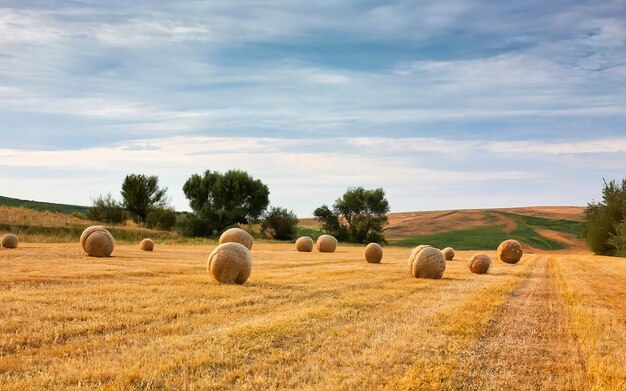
[0,1,625,216]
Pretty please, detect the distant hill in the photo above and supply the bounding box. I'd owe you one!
[299,206,588,252]
[0,195,89,215]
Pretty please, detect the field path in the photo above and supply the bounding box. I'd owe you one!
[455,255,587,390]
[532,228,589,253]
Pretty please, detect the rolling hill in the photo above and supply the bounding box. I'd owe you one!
[300,206,587,251]
[0,195,89,215]
[1,194,587,251]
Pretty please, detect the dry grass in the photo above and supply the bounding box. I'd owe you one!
[384,206,584,240]
[0,205,96,227]
[0,243,623,390]
[0,206,177,243]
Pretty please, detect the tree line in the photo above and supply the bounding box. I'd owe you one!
[585,178,626,256]
[88,170,390,243]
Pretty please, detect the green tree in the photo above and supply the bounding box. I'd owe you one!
[120,174,169,223]
[262,207,299,240]
[87,193,126,224]
[584,178,626,255]
[313,187,390,244]
[608,221,626,257]
[182,169,270,236]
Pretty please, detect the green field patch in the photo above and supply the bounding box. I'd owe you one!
[391,215,570,250]
[501,212,583,237]
[391,226,510,250]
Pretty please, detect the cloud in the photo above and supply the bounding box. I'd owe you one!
[0,1,624,213]
[2,136,626,215]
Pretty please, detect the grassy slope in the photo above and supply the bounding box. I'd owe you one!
[390,211,584,250]
[0,195,89,214]
[0,205,178,243]
[501,212,584,236]
[1,195,585,250]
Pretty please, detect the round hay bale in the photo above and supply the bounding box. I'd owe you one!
[84,230,115,257]
[412,244,431,254]
[80,225,105,251]
[140,238,154,252]
[442,247,455,261]
[219,228,254,250]
[295,236,314,252]
[316,234,337,253]
[207,242,253,284]
[497,239,523,264]
[2,234,19,249]
[365,243,383,263]
[408,245,432,272]
[468,253,491,274]
[411,246,446,279]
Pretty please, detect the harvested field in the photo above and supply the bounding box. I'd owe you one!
[0,242,623,390]
[385,206,584,238]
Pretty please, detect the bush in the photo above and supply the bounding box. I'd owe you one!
[87,193,126,224]
[145,208,177,231]
[261,207,299,240]
[178,213,213,237]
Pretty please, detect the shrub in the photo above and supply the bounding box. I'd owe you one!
[261,207,299,241]
[178,213,213,237]
[145,208,177,230]
[87,193,126,224]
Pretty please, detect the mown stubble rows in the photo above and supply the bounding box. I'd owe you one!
[0,243,623,390]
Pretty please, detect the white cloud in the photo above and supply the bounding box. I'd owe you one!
[0,9,66,45]
[3,135,626,215]
[0,1,624,214]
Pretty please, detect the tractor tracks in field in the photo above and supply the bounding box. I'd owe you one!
[454,255,588,390]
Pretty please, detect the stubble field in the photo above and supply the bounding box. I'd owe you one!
[0,242,624,390]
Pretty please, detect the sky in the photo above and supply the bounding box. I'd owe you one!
[0,0,625,217]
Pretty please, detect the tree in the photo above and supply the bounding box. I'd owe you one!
[313,187,390,244]
[120,174,169,223]
[182,169,270,236]
[584,178,626,255]
[608,221,626,257]
[262,207,299,240]
[87,193,126,224]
